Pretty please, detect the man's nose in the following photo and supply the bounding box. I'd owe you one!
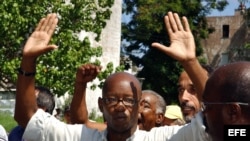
[180,89,190,101]
[114,101,126,111]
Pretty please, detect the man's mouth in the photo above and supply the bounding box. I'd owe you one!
[181,106,194,113]
[114,114,127,122]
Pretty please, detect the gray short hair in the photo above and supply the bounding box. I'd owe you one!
[142,90,166,114]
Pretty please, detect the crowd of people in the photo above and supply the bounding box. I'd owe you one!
[0,10,250,141]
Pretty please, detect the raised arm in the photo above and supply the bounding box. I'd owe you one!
[70,64,106,131]
[151,12,207,101]
[14,13,58,128]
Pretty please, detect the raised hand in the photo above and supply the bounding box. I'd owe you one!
[15,13,59,128]
[22,13,58,59]
[71,64,102,125]
[152,12,196,63]
[152,11,207,102]
[75,64,102,84]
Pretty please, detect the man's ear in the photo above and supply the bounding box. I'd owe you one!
[98,97,104,113]
[223,104,241,123]
[156,113,164,125]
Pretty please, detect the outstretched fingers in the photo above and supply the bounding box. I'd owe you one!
[182,16,191,32]
[46,13,58,37]
[35,18,46,32]
[167,12,178,33]
[166,12,184,33]
[173,13,184,31]
[42,13,58,50]
[23,13,59,57]
[164,15,172,36]
[35,13,58,35]
[152,11,195,62]
[39,15,50,32]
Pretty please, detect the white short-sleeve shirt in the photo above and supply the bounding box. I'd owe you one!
[23,109,210,141]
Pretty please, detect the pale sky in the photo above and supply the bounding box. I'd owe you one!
[122,1,250,21]
[208,0,250,17]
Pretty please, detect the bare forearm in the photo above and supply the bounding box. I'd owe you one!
[70,82,89,124]
[14,57,38,128]
[14,13,58,128]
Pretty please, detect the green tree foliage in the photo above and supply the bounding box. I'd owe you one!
[0,0,115,96]
[122,0,228,104]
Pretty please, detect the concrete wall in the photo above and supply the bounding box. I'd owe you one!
[201,10,248,67]
[83,0,122,117]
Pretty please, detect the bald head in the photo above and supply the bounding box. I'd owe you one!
[102,72,142,100]
[204,61,250,103]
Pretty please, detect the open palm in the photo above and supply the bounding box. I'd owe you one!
[152,12,196,62]
[22,13,58,58]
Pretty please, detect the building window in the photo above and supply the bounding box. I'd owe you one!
[222,25,229,38]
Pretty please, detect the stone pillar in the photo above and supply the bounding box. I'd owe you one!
[85,0,122,117]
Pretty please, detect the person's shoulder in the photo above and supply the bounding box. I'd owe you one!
[0,125,8,141]
[0,125,7,134]
[9,125,25,135]
[0,125,5,130]
[8,126,25,141]
[192,111,205,126]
